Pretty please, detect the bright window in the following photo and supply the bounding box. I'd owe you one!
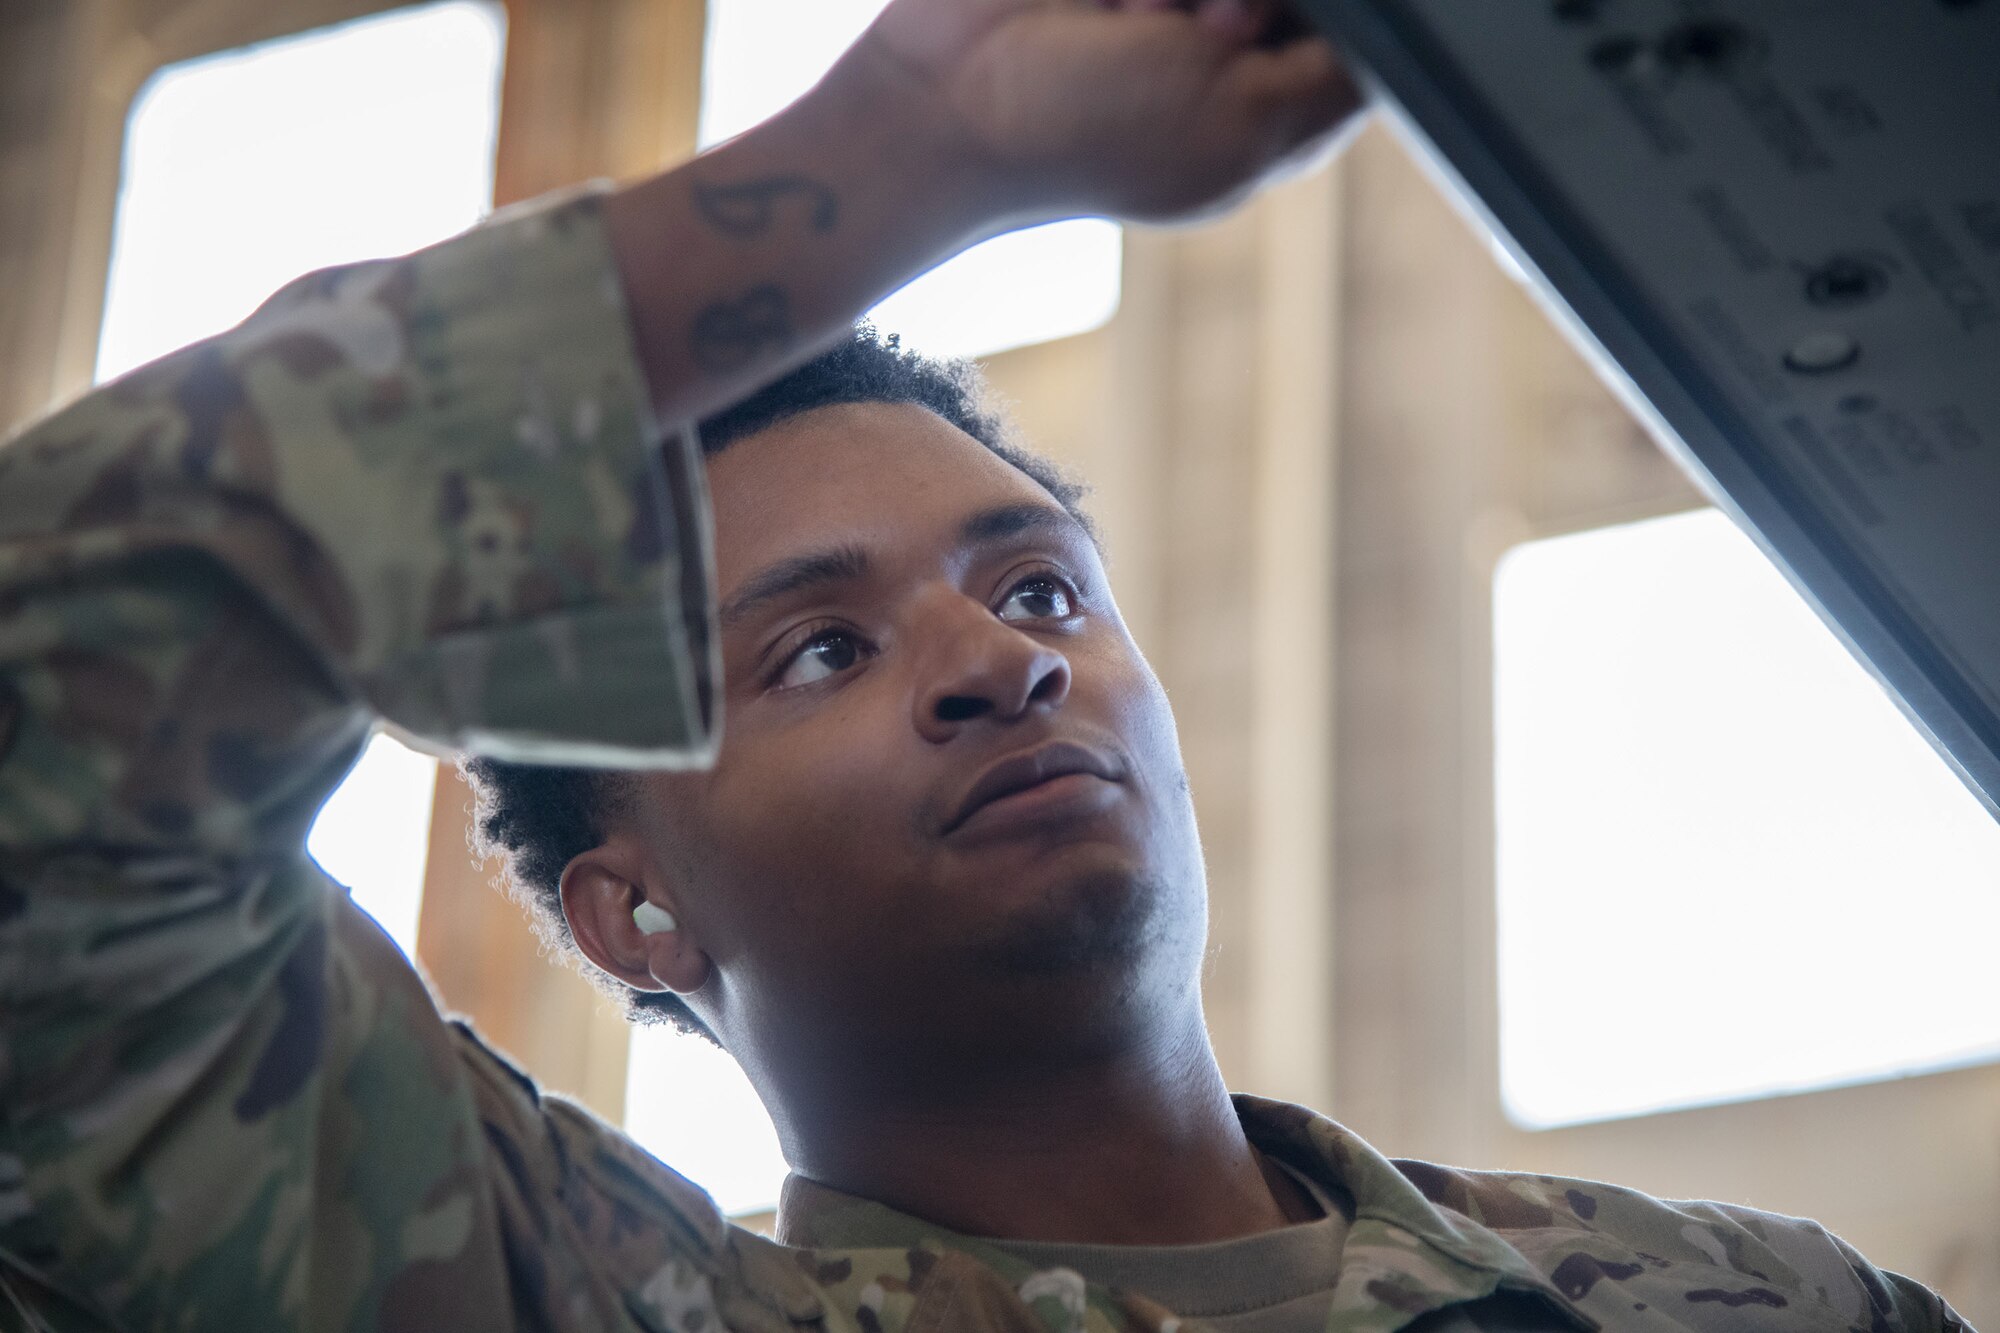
[98,2,507,383]
[1494,509,2000,1128]
[307,735,440,957]
[698,0,1122,360]
[96,0,507,955]
[625,1028,791,1217]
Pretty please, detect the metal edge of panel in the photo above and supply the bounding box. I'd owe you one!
[1295,0,2000,818]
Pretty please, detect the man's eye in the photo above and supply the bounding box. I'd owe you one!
[773,629,866,689]
[996,575,1074,623]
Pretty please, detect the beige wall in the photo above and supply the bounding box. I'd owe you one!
[1322,125,2000,1322]
[6,3,1996,1320]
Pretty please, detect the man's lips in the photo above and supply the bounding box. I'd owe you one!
[944,740,1126,835]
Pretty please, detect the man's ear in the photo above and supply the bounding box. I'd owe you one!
[558,838,712,996]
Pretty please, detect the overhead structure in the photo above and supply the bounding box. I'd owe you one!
[1300,0,2000,816]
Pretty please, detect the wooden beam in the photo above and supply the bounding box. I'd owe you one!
[491,0,706,205]
[416,0,706,1119]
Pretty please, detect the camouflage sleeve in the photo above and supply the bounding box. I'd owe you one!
[0,189,719,1329]
[1689,1200,1971,1332]
[1822,1229,1972,1332]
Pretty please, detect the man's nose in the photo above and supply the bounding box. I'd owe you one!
[913,595,1071,742]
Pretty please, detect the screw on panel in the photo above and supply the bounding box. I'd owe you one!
[1783,332,1861,374]
[1656,19,1768,74]
[1804,257,1891,308]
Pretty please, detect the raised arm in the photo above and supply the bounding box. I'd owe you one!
[0,4,1359,1327]
[0,187,699,1331]
[604,0,1360,428]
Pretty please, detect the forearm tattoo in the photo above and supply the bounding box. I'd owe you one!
[691,284,795,374]
[692,175,839,237]
[685,175,834,376]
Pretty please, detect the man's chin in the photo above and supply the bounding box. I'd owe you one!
[967,861,1174,980]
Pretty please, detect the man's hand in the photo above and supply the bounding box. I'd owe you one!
[605,1,1364,427]
[861,0,1362,226]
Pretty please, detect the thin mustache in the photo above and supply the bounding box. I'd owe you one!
[941,736,1130,835]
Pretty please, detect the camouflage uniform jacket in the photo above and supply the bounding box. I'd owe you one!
[0,190,1969,1333]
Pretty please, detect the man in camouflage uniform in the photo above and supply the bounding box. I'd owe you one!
[0,0,1971,1329]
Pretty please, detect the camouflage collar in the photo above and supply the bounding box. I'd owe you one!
[775,1094,1598,1333]
[1231,1096,1598,1331]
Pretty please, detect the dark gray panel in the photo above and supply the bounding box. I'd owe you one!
[1299,0,2000,815]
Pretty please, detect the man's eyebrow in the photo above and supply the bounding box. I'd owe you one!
[719,506,1079,630]
[720,545,871,629]
[958,502,1082,548]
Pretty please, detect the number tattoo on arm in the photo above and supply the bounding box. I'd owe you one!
[682,177,832,376]
[692,176,840,237]
[690,284,795,374]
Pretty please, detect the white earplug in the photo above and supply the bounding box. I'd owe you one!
[632,901,678,936]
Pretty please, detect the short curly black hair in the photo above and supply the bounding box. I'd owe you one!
[465,325,1091,1043]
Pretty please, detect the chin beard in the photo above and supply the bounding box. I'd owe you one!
[969,867,1184,980]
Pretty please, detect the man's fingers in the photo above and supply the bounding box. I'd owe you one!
[1218,33,1364,151]
[1194,0,1264,41]
[875,0,1365,225]
[1095,0,1287,42]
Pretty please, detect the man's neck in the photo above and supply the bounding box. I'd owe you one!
[774,1018,1316,1247]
